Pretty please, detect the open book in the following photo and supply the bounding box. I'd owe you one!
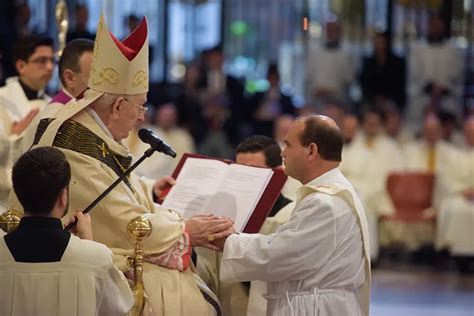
[162,154,286,232]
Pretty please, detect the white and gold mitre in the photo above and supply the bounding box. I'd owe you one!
[89,14,149,95]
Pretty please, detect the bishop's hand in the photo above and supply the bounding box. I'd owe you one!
[185,214,234,251]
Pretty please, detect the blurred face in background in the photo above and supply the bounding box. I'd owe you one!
[423,115,442,145]
[75,6,89,30]
[362,112,382,138]
[322,104,344,127]
[373,34,388,55]
[325,21,341,46]
[274,115,295,145]
[342,115,359,144]
[207,51,224,71]
[156,104,178,131]
[428,16,446,41]
[385,110,401,138]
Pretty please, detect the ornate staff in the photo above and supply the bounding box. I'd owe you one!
[127,216,153,316]
[55,0,69,59]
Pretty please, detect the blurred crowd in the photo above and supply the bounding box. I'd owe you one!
[0,3,473,271]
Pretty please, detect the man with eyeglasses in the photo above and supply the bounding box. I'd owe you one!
[18,39,95,158]
[0,35,54,210]
[8,15,233,315]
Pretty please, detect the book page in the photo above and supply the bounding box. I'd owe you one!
[205,164,273,232]
[161,158,228,217]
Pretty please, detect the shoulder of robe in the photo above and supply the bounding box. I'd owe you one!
[33,118,132,179]
[297,186,333,206]
[66,235,113,265]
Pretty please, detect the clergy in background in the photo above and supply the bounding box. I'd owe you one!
[340,108,404,261]
[436,116,474,271]
[19,39,95,158]
[306,15,355,106]
[0,35,54,209]
[215,115,371,316]
[407,14,464,126]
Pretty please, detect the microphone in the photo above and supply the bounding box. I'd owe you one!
[138,128,177,158]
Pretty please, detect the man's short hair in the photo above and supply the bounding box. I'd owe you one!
[58,39,94,86]
[12,36,54,63]
[299,117,343,162]
[236,135,282,168]
[12,147,71,215]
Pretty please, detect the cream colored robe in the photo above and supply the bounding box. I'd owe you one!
[436,147,474,255]
[220,169,371,316]
[0,77,49,209]
[0,234,133,315]
[17,90,71,158]
[340,133,403,260]
[8,100,214,315]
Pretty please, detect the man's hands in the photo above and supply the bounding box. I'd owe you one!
[153,176,176,198]
[65,211,94,240]
[185,214,235,251]
[11,108,39,135]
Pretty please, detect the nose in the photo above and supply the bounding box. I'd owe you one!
[137,111,145,122]
[46,60,55,72]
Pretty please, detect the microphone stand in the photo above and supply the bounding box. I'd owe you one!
[64,147,156,231]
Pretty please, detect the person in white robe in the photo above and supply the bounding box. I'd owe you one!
[215,115,371,316]
[403,113,454,206]
[340,109,404,261]
[407,15,464,126]
[306,17,355,105]
[380,114,452,250]
[195,135,294,315]
[0,36,54,209]
[436,116,474,257]
[385,106,413,150]
[0,147,133,316]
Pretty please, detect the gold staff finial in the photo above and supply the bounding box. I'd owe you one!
[0,210,23,233]
[127,216,153,316]
[55,0,69,59]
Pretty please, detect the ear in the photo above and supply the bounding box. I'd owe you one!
[307,143,318,161]
[62,69,76,89]
[15,60,27,75]
[111,97,124,119]
[56,188,68,210]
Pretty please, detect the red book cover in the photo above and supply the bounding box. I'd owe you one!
[161,153,287,233]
